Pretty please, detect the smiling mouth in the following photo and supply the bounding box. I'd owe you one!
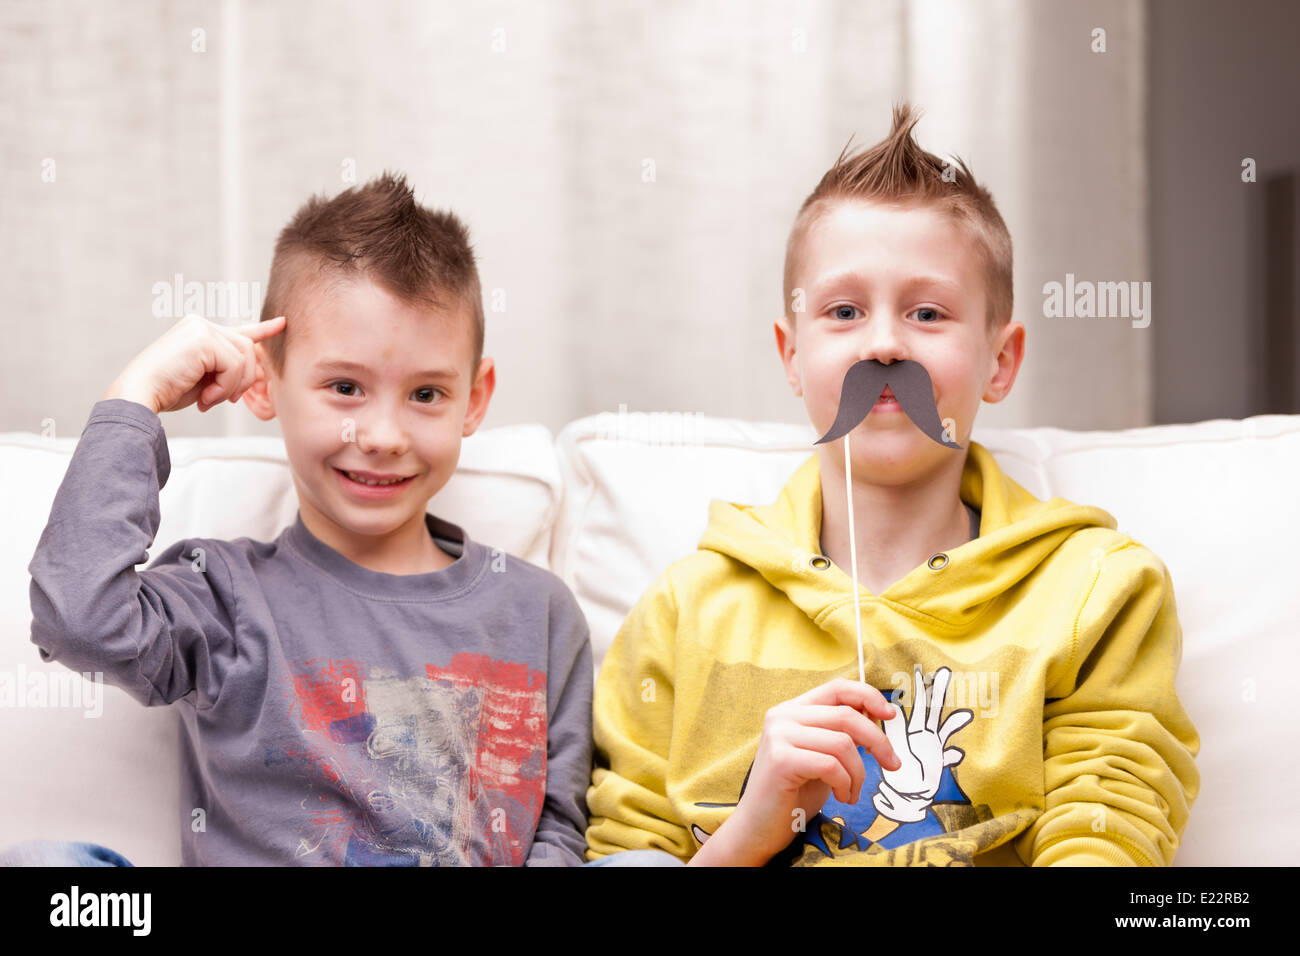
[335,468,416,487]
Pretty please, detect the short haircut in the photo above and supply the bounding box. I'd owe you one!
[258,171,484,375]
[782,102,1013,337]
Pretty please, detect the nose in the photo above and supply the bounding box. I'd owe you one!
[354,406,411,457]
[856,311,908,366]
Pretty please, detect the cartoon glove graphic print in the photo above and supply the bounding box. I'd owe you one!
[873,666,974,824]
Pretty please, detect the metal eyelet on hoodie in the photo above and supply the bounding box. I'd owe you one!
[809,555,831,570]
[927,553,949,570]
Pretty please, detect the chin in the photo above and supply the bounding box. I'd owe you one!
[847,432,943,468]
[335,509,417,535]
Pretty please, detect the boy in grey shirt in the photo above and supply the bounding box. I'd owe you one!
[16,172,592,866]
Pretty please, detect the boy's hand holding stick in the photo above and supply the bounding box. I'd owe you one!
[690,675,899,866]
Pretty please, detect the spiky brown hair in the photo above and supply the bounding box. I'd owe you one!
[783,103,1013,336]
[259,171,484,374]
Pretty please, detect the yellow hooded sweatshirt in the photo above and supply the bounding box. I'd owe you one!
[586,442,1200,866]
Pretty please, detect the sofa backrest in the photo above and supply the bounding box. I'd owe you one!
[2,410,1297,865]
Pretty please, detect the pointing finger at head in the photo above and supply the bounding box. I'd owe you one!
[233,315,286,343]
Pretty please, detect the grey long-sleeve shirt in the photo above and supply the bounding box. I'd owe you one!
[28,399,593,866]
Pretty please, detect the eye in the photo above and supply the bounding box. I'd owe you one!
[331,381,359,397]
[912,307,943,323]
[413,387,443,404]
[832,305,860,321]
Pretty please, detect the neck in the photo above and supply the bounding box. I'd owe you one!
[817,443,972,596]
[300,507,454,575]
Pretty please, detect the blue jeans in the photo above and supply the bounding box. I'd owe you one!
[584,849,685,867]
[0,840,682,867]
[0,840,133,867]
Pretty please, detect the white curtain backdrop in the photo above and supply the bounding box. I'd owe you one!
[1,0,1147,439]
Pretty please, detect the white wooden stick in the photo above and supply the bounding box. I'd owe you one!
[844,434,865,684]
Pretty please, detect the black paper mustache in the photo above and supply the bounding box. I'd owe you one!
[815,359,963,449]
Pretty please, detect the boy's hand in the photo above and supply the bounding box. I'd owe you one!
[102,314,286,415]
[690,677,899,866]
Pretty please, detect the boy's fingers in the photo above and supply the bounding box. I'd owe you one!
[205,335,248,406]
[225,335,260,403]
[229,315,286,343]
[183,318,261,410]
[781,748,854,805]
[797,677,895,721]
[879,705,910,756]
[228,348,258,403]
[174,382,204,411]
[783,726,866,803]
[793,704,900,772]
[867,733,903,773]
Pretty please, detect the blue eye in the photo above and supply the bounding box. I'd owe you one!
[833,305,859,321]
[913,308,942,323]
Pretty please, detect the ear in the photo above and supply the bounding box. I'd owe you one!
[774,315,803,397]
[983,320,1026,403]
[460,357,496,437]
[241,343,277,421]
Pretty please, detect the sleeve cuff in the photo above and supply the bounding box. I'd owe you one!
[85,398,170,484]
[88,397,161,427]
[1035,835,1142,867]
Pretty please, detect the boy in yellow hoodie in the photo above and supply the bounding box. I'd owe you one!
[585,104,1200,867]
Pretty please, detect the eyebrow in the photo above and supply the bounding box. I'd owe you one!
[811,271,965,300]
[312,359,460,379]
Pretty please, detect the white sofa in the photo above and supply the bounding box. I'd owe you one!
[2,409,1296,866]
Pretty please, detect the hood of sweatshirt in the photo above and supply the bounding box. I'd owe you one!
[696,441,1119,632]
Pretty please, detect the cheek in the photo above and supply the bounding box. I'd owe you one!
[806,356,853,407]
[931,363,981,413]
[280,397,346,461]
[425,430,463,468]
[273,386,314,427]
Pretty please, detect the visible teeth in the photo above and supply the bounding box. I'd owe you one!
[344,471,406,486]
